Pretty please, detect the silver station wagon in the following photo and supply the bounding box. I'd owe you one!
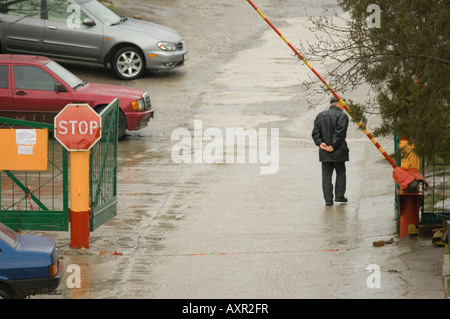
[0,0,188,80]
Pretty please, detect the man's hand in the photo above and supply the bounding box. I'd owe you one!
[320,143,334,152]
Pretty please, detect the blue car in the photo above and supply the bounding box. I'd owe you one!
[0,222,63,299]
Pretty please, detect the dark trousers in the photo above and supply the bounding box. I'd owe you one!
[321,162,346,203]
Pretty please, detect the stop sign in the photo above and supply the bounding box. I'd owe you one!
[54,104,102,151]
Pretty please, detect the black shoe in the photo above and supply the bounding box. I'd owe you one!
[335,197,348,203]
[326,202,333,206]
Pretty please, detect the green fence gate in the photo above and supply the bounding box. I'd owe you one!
[420,161,450,225]
[0,99,119,232]
[89,99,119,231]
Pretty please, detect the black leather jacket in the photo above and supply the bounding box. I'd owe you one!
[312,105,349,162]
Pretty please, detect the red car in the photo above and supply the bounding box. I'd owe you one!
[0,54,153,138]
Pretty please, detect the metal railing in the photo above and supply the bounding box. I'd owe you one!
[421,160,450,224]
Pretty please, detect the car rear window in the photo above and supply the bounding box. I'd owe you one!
[0,222,19,248]
[0,65,8,88]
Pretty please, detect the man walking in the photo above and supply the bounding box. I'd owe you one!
[312,97,350,206]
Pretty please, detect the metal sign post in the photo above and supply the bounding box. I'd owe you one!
[55,104,102,248]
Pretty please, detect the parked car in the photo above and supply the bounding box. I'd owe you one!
[0,222,63,299]
[0,0,188,80]
[0,54,154,138]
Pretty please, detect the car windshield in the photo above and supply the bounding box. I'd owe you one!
[45,60,84,89]
[0,222,19,248]
[80,0,121,26]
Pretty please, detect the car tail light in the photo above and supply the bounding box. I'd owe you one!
[49,258,60,277]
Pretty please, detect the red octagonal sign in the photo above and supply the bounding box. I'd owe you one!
[54,104,102,151]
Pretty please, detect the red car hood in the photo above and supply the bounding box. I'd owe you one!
[75,82,146,101]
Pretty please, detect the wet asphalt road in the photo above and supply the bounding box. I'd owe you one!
[34,0,444,299]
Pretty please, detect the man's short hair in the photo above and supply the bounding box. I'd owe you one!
[330,96,346,104]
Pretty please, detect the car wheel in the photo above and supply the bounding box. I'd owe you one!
[95,106,127,139]
[112,47,145,80]
[0,287,13,299]
[118,111,127,139]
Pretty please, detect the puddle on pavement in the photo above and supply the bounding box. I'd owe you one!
[190,113,286,129]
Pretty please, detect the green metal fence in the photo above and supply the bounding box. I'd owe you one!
[89,99,119,231]
[420,159,450,225]
[0,118,69,231]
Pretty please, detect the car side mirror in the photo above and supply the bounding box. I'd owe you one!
[54,83,68,92]
[83,18,96,27]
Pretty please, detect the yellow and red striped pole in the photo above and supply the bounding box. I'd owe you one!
[247,0,397,169]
